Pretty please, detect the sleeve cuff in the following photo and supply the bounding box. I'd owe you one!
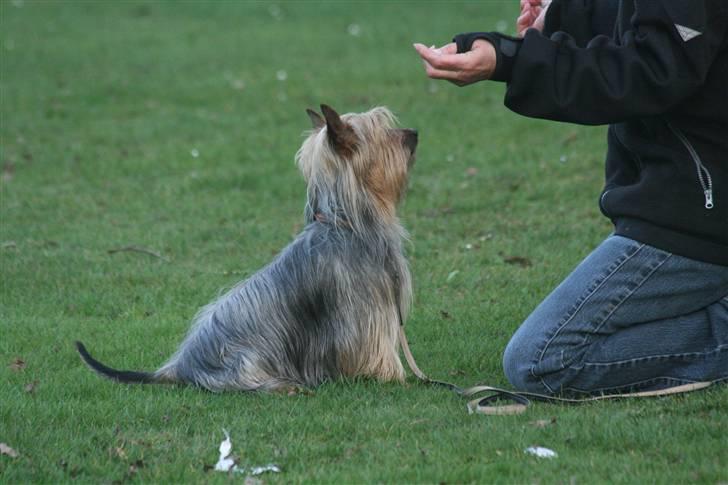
[452,32,522,83]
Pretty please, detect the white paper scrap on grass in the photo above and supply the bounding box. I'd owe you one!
[524,446,558,458]
[213,429,281,475]
[214,429,236,472]
[250,464,282,475]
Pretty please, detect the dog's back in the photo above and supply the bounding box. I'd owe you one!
[157,220,409,391]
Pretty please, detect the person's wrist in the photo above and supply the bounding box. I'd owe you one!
[472,39,497,80]
[452,31,522,83]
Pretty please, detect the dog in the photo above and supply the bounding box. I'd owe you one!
[76,104,418,392]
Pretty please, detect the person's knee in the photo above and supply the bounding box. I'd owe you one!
[502,330,543,393]
[502,339,526,390]
[504,323,598,395]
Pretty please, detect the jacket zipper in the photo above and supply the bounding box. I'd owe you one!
[667,122,714,209]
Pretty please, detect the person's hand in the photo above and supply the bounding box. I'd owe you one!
[516,0,550,37]
[413,40,496,86]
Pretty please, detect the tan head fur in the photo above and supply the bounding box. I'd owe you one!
[296,105,417,228]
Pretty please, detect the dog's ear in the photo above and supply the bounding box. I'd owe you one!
[321,104,357,156]
[306,108,325,129]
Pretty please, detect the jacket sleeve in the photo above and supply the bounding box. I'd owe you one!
[542,0,619,46]
[478,0,725,125]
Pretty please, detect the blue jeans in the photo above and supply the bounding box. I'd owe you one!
[503,235,728,395]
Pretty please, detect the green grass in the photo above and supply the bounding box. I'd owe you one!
[1,1,726,483]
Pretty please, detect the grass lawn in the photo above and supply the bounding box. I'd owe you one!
[1,1,726,483]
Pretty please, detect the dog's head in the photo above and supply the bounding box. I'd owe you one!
[296,104,417,221]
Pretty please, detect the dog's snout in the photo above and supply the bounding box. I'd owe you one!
[404,129,418,154]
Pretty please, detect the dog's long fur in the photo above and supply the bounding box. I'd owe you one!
[76,105,418,392]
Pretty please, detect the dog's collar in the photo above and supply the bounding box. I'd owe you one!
[314,212,351,229]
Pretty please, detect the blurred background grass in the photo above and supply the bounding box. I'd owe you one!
[2,1,725,483]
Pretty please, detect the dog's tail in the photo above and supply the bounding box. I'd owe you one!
[75,341,159,384]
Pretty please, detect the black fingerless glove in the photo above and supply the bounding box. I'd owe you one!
[452,31,523,82]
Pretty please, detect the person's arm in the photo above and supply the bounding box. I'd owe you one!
[450,0,726,125]
[504,0,723,125]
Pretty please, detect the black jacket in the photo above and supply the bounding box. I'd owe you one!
[455,0,728,266]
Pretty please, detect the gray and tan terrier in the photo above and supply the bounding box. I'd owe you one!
[76,104,418,392]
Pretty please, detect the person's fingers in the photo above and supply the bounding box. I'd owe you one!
[444,75,469,87]
[424,64,465,83]
[413,43,440,64]
[414,45,452,76]
[432,54,469,70]
[517,3,543,35]
[517,11,533,35]
[517,11,529,25]
[414,44,468,71]
[522,0,541,10]
[413,42,430,53]
[519,0,530,17]
[418,56,464,80]
[414,43,443,71]
[533,4,548,31]
[438,42,458,55]
[534,11,547,31]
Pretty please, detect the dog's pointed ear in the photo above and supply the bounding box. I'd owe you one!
[306,108,325,129]
[321,104,357,155]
